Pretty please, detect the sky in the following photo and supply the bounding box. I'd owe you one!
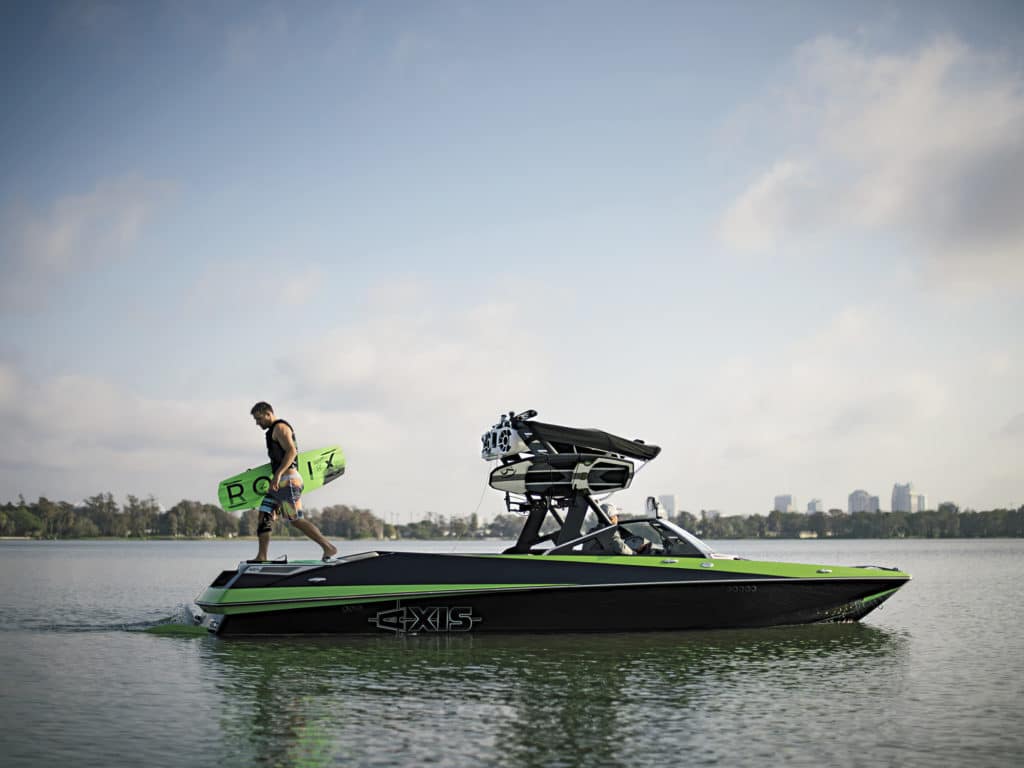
[1,0,1022,521]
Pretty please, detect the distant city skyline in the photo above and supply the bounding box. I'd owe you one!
[647,483,999,517]
[764,482,936,514]
[654,484,949,516]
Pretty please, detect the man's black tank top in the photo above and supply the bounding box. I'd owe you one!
[266,419,298,473]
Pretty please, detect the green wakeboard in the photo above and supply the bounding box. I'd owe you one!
[217,445,345,511]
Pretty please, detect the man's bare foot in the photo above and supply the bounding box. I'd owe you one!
[321,543,338,561]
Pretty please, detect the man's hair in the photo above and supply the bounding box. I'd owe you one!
[250,401,274,417]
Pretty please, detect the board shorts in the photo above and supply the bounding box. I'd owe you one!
[256,470,304,535]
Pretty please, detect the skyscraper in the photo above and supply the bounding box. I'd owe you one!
[658,494,678,517]
[773,494,796,513]
[848,490,880,513]
[807,498,824,514]
[892,483,914,513]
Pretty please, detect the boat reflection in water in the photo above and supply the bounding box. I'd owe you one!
[200,624,910,767]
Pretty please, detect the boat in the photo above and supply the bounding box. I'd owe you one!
[196,410,910,635]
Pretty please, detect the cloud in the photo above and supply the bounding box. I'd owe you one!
[669,305,952,512]
[0,289,1014,516]
[718,160,817,252]
[0,280,558,519]
[0,362,258,504]
[719,36,1024,291]
[0,176,174,308]
[279,277,552,412]
[262,277,558,518]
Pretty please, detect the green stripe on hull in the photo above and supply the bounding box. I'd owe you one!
[200,592,403,615]
[197,583,559,615]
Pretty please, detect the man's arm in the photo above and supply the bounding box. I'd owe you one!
[271,423,298,488]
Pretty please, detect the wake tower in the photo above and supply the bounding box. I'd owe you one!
[481,409,661,554]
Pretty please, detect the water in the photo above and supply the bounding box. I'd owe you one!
[1,538,1022,767]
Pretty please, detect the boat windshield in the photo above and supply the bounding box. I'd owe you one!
[618,520,709,557]
[547,518,717,557]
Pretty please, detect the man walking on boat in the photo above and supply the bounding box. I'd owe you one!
[248,401,338,563]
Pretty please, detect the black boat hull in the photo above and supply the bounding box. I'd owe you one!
[210,576,903,636]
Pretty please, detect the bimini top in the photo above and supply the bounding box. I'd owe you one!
[522,420,661,461]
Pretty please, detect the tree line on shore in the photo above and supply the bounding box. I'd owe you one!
[0,494,495,540]
[1,494,1022,540]
[0,494,389,540]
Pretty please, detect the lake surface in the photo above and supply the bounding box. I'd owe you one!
[1,538,1022,767]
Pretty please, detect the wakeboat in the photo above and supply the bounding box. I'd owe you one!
[196,410,910,635]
